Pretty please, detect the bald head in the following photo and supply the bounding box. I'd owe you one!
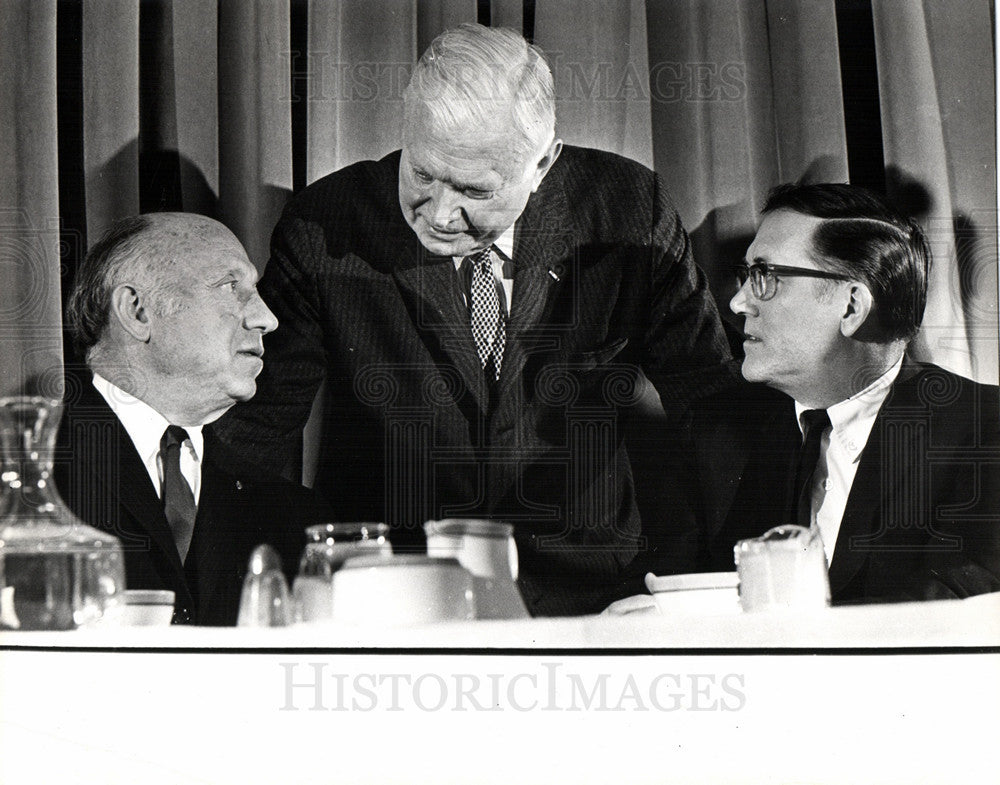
[67,213,245,356]
[67,213,277,425]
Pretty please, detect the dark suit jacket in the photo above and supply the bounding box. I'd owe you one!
[659,361,1000,603]
[216,145,734,616]
[53,373,330,625]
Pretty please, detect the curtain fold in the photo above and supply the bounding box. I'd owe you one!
[218,0,293,272]
[490,0,522,31]
[169,0,220,217]
[0,1,994,399]
[872,0,996,382]
[535,0,653,167]
[416,0,478,55]
[306,0,418,184]
[646,0,849,319]
[82,0,139,241]
[765,0,848,185]
[306,0,477,185]
[0,0,62,397]
[647,0,777,312]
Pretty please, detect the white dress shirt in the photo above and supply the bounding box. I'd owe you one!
[91,373,204,504]
[794,355,904,565]
[453,224,517,316]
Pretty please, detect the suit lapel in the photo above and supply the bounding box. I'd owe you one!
[391,238,491,413]
[494,176,572,407]
[186,447,234,622]
[828,420,884,595]
[828,361,924,596]
[66,381,195,616]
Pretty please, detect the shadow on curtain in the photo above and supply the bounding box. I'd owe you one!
[1,0,995,514]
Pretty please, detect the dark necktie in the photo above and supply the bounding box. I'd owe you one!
[465,247,505,382]
[792,409,831,530]
[160,425,196,562]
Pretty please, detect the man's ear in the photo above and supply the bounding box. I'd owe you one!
[530,137,563,192]
[840,282,875,338]
[109,284,152,342]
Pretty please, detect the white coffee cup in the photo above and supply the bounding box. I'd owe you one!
[330,554,475,626]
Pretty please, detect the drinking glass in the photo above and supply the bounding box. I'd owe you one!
[293,522,392,622]
[734,525,831,612]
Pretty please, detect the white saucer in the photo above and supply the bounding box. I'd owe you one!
[644,572,741,615]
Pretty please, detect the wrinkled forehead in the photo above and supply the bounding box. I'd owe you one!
[143,215,253,276]
[403,101,536,175]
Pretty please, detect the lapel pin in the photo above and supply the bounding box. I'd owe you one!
[235,480,243,490]
[547,269,560,281]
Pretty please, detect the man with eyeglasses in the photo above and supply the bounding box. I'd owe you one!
[658,182,1000,603]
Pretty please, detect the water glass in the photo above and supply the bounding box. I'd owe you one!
[734,525,831,612]
[293,522,392,622]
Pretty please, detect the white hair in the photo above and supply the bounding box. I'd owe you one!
[403,23,556,159]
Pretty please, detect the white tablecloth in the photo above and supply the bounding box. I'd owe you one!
[2,591,998,648]
[2,594,998,785]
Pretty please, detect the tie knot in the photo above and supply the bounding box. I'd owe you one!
[466,247,492,272]
[162,425,190,451]
[800,409,830,437]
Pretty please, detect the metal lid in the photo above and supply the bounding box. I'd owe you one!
[306,522,390,541]
[339,554,462,570]
[423,518,513,539]
[124,589,176,606]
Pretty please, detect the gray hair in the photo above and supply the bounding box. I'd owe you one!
[66,215,183,359]
[403,23,556,159]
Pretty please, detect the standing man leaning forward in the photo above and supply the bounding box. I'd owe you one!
[217,24,733,616]
[672,183,1000,602]
[58,214,329,625]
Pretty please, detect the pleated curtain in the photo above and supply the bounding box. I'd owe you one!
[1,0,995,401]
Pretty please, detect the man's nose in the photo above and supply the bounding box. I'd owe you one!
[729,279,757,317]
[426,182,465,229]
[245,290,278,334]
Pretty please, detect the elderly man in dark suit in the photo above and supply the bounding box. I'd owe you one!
[216,23,733,616]
[57,214,328,625]
[667,183,1000,603]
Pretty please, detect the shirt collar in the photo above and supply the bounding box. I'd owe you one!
[452,222,516,269]
[91,372,204,463]
[793,354,904,464]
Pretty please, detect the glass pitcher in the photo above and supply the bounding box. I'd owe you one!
[0,397,126,630]
[423,518,528,619]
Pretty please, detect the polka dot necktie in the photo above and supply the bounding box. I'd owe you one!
[466,247,505,382]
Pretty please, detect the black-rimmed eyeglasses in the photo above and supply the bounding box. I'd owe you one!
[732,262,851,301]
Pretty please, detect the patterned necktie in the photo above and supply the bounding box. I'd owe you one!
[160,425,197,562]
[792,409,831,530]
[466,247,505,381]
